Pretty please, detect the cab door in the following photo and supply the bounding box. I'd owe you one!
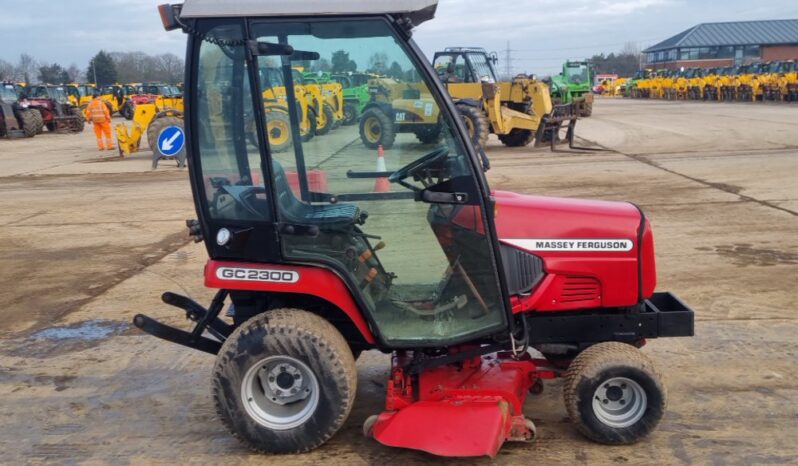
[249,18,508,348]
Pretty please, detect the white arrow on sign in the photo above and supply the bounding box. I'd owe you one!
[161,130,182,152]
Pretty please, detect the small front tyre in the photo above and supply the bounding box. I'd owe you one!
[563,342,666,445]
[212,309,357,454]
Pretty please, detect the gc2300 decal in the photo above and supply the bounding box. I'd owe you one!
[216,267,300,283]
[502,238,634,252]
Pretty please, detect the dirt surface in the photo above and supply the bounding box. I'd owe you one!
[1,100,798,465]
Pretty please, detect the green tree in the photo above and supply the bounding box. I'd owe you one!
[331,50,357,73]
[37,63,70,84]
[388,61,403,79]
[87,51,118,85]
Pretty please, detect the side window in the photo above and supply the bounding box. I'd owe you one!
[195,23,271,222]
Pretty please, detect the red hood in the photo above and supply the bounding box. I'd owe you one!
[488,191,654,310]
[492,190,641,241]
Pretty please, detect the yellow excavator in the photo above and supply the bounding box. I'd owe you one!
[432,47,578,149]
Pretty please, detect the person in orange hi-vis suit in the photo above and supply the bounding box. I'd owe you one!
[84,92,114,151]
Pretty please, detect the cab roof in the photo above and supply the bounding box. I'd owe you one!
[179,0,438,27]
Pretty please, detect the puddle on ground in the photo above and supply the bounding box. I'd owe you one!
[4,320,130,358]
[31,320,129,341]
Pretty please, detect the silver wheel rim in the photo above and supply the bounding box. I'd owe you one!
[241,355,320,430]
[591,377,647,428]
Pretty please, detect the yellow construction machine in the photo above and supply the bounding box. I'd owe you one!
[432,47,579,149]
[115,95,185,164]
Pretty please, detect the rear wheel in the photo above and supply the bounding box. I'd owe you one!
[30,109,44,134]
[455,104,489,148]
[147,115,184,155]
[498,128,534,147]
[120,101,134,120]
[563,342,666,445]
[301,107,317,142]
[316,103,335,135]
[414,125,442,144]
[18,109,38,138]
[342,102,359,126]
[581,102,593,117]
[212,309,357,454]
[67,106,85,132]
[265,110,293,153]
[359,107,395,149]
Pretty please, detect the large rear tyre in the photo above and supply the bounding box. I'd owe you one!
[359,107,395,149]
[18,109,38,138]
[455,104,489,148]
[147,115,184,155]
[563,342,666,445]
[30,109,44,134]
[212,309,357,454]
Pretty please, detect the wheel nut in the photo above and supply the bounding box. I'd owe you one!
[620,399,626,405]
[603,399,609,404]
[294,373,301,380]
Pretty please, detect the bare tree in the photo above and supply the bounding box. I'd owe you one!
[0,59,13,80]
[15,54,39,84]
[66,63,83,82]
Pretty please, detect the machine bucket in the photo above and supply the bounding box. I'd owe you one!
[370,399,512,458]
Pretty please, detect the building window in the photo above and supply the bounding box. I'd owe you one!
[743,45,760,58]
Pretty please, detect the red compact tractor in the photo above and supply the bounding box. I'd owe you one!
[135,1,694,458]
[25,85,84,133]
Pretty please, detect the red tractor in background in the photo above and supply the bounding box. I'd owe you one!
[134,1,695,458]
[25,85,84,133]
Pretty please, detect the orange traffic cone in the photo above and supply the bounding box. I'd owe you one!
[373,144,390,193]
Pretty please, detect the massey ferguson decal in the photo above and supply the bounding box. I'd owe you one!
[216,267,300,283]
[502,238,634,252]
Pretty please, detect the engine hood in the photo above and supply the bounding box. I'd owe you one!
[493,191,642,248]
[490,191,654,310]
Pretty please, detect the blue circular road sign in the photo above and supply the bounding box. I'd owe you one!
[157,126,185,157]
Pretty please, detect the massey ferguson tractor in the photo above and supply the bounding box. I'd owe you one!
[135,1,694,458]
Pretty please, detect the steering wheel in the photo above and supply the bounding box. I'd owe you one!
[388,147,449,184]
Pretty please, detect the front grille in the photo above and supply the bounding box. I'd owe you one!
[500,244,544,295]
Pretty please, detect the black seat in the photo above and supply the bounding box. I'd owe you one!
[272,161,359,226]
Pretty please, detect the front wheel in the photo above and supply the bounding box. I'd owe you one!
[455,104,489,149]
[212,309,357,454]
[342,102,359,126]
[563,342,666,445]
[359,107,395,149]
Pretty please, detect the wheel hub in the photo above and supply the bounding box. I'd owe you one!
[242,355,319,430]
[592,376,647,428]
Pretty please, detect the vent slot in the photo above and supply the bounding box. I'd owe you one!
[559,276,600,303]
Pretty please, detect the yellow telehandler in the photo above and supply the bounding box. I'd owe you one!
[432,47,578,149]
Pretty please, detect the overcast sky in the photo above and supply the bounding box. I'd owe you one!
[1,0,796,76]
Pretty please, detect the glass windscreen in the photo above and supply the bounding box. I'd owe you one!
[467,53,496,83]
[247,19,506,345]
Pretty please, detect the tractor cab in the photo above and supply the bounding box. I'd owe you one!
[432,47,499,84]
[137,0,694,458]
[181,4,505,346]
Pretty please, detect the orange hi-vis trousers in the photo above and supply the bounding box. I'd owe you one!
[93,121,113,150]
